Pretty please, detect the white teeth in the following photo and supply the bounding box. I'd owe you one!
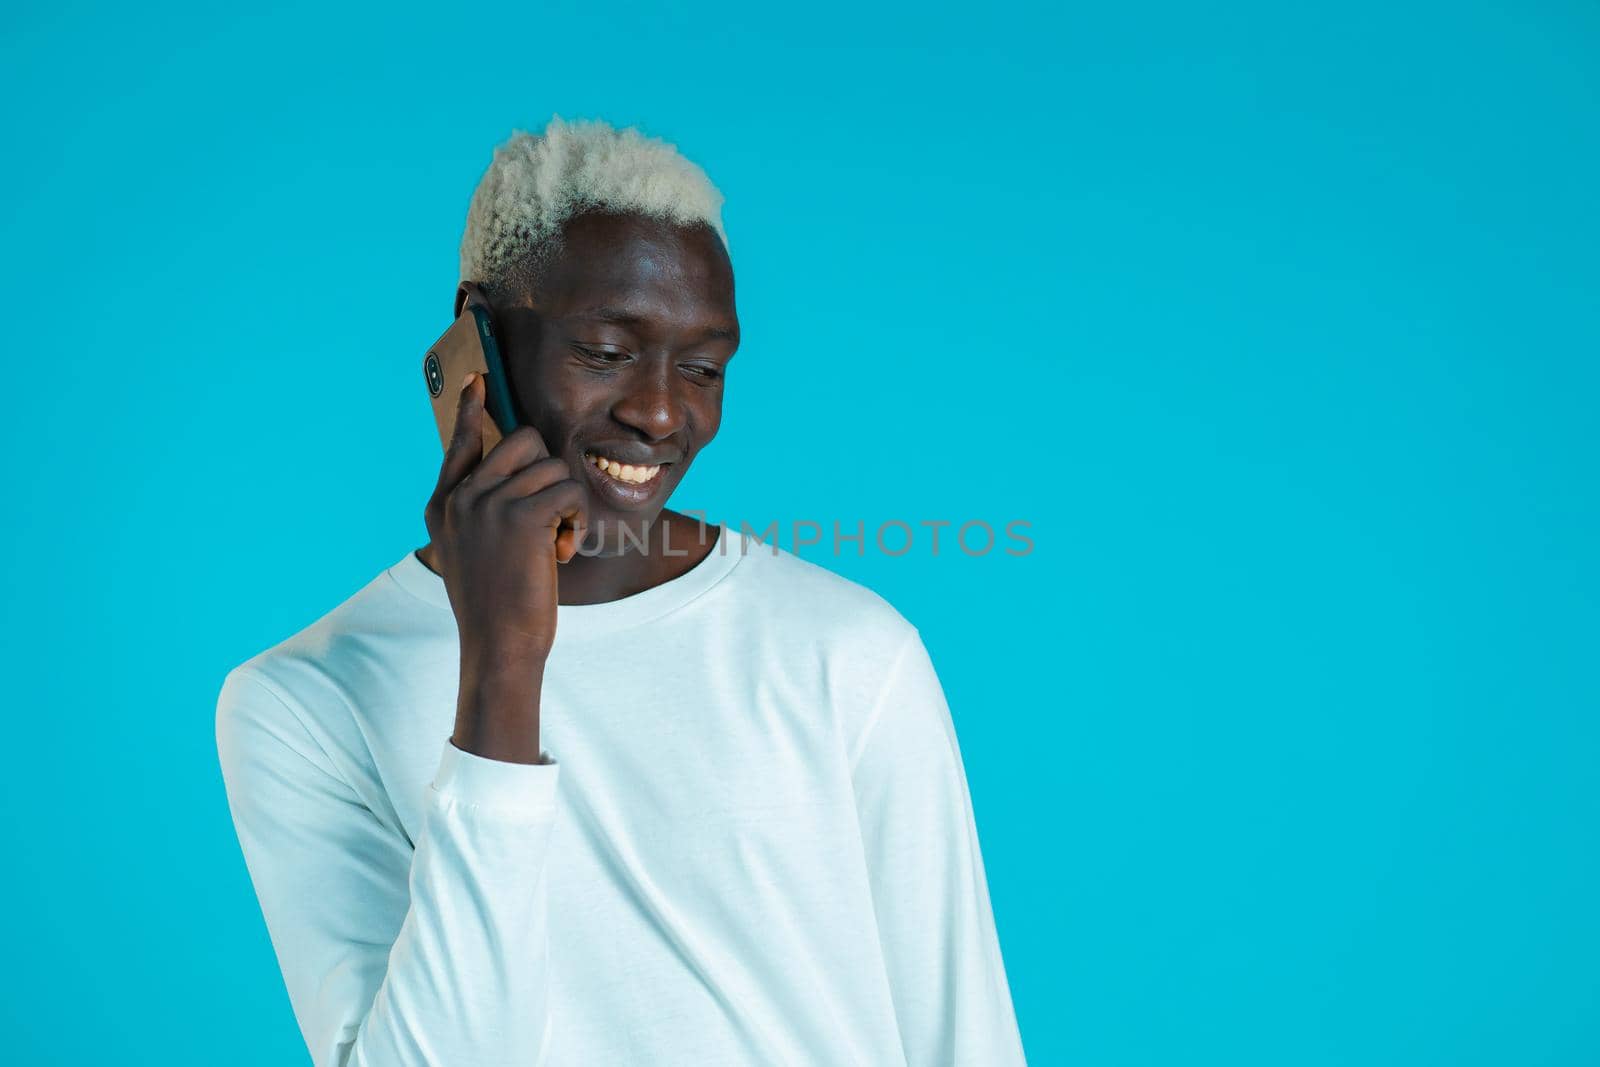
[590,454,661,485]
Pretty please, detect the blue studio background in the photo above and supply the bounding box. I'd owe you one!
[2,2,1596,1064]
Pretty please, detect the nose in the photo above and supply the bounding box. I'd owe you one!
[611,358,687,442]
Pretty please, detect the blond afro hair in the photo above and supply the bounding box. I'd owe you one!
[459,115,729,301]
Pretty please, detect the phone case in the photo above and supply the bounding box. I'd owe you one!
[421,304,519,458]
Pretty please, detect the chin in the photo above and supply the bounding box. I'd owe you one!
[577,509,665,558]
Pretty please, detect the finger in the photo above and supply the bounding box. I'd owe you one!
[483,456,572,503]
[425,374,486,536]
[513,479,588,531]
[474,423,553,485]
[435,372,485,496]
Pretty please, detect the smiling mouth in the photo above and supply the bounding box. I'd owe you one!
[586,451,666,487]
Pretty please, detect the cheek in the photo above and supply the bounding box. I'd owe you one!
[689,391,725,445]
[517,363,588,440]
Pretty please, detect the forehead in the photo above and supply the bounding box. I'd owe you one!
[538,210,736,332]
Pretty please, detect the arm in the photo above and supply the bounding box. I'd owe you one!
[216,666,560,1067]
[850,630,1028,1065]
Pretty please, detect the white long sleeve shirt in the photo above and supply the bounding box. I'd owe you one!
[215,526,1026,1066]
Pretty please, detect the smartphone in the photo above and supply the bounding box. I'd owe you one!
[421,303,519,457]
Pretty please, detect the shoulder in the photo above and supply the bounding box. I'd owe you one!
[215,554,443,760]
[713,533,947,768]
[721,530,918,648]
[713,532,925,729]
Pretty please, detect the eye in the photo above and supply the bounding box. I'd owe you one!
[681,362,725,382]
[573,345,630,366]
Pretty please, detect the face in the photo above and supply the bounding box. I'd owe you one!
[488,209,740,554]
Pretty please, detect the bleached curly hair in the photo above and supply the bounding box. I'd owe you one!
[459,115,729,302]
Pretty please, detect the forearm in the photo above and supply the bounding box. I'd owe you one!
[342,743,559,1066]
[217,667,561,1067]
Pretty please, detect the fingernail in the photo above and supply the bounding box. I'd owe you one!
[460,372,477,392]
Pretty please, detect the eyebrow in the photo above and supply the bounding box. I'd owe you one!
[572,304,738,343]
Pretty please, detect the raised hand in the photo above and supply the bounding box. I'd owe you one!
[423,370,588,763]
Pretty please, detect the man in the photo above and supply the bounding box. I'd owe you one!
[216,115,1026,1066]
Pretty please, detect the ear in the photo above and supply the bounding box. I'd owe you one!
[455,280,490,319]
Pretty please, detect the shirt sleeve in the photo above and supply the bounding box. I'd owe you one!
[850,630,1028,1066]
[215,666,560,1067]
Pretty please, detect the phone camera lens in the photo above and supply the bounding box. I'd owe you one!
[424,352,444,397]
